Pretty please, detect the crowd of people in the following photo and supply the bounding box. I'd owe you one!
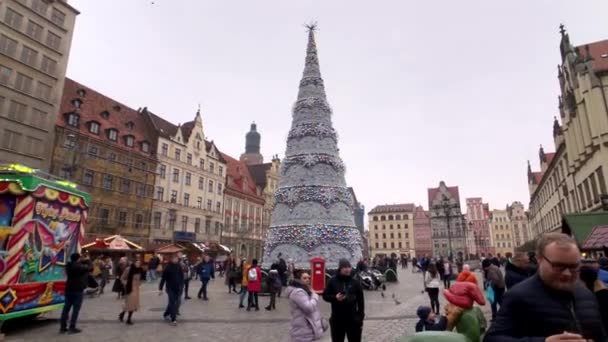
[58,233,608,341]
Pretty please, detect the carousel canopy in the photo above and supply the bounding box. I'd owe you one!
[82,235,143,251]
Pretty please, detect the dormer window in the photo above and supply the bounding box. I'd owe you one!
[107,129,118,142]
[124,135,134,147]
[126,121,134,130]
[67,113,79,127]
[113,105,121,111]
[89,121,100,134]
[76,89,86,97]
[100,111,110,119]
[72,99,82,108]
[141,141,150,153]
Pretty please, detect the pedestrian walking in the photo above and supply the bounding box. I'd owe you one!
[97,256,111,295]
[504,252,531,290]
[159,254,184,326]
[246,259,262,311]
[287,270,326,341]
[424,263,441,315]
[482,258,505,321]
[225,255,238,294]
[265,263,282,311]
[118,259,144,325]
[112,257,127,299]
[443,259,453,289]
[60,253,93,334]
[147,254,160,282]
[322,258,365,342]
[196,255,214,300]
[180,256,193,300]
[484,233,606,341]
[238,258,249,308]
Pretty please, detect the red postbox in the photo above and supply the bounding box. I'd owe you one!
[310,257,326,293]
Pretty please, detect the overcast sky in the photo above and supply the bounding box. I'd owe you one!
[68,0,608,214]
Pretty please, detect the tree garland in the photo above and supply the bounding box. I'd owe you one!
[292,97,332,115]
[263,224,361,251]
[274,185,353,209]
[287,122,337,142]
[281,153,345,173]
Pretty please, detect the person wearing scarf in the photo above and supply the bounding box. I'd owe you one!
[287,270,325,341]
[118,259,145,325]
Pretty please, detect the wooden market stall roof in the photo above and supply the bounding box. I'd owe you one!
[562,212,608,247]
[154,243,185,254]
[582,226,608,250]
[82,235,144,251]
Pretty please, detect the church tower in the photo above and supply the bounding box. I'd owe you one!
[240,122,264,165]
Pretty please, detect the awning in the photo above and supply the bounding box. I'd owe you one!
[561,212,608,245]
[192,242,208,252]
[154,243,185,254]
[582,226,608,250]
[219,244,231,253]
[82,235,143,251]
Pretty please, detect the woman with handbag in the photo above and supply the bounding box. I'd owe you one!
[118,259,144,325]
[286,270,326,342]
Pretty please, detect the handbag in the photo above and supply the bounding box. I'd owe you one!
[485,284,495,304]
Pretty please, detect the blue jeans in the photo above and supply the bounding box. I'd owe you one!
[60,291,84,330]
[239,285,247,306]
[163,290,180,321]
[147,269,157,282]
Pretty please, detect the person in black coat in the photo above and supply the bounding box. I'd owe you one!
[504,252,531,290]
[158,254,184,325]
[60,253,93,334]
[323,259,365,342]
[484,233,606,342]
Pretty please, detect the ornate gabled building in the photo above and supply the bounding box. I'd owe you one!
[221,152,265,260]
[528,27,608,239]
[465,197,494,257]
[50,78,157,240]
[428,181,466,258]
[507,201,530,247]
[143,108,226,244]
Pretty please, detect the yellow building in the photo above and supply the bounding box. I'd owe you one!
[368,204,416,257]
[528,27,608,239]
[489,209,515,257]
[0,0,79,170]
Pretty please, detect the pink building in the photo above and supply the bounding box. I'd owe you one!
[413,206,432,257]
[466,198,495,257]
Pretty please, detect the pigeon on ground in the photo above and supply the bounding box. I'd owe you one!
[394,299,401,305]
[380,292,385,298]
[391,293,395,299]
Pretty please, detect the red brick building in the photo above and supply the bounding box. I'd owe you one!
[465,197,495,257]
[413,206,432,257]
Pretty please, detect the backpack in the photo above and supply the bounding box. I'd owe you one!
[248,267,258,281]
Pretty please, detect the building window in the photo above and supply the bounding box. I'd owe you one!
[375,242,379,249]
[205,219,211,233]
[187,153,192,165]
[125,135,134,147]
[159,164,166,179]
[4,9,23,29]
[382,233,386,239]
[216,201,221,213]
[88,145,98,157]
[391,242,395,249]
[170,190,177,203]
[141,141,150,153]
[175,148,181,161]
[209,162,215,174]
[195,218,201,233]
[135,214,143,229]
[218,166,223,177]
[136,183,145,197]
[396,215,401,220]
[207,199,212,211]
[217,183,223,194]
[208,180,214,193]
[31,0,49,15]
[46,31,61,50]
[83,170,94,185]
[100,209,110,226]
[596,167,607,195]
[398,232,401,239]
[120,179,131,193]
[168,212,176,230]
[0,65,11,85]
[172,168,180,183]
[89,122,100,134]
[108,152,116,162]
[102,175,113,190]
[181,216,188,231]
[100,110,109,119]
[390,224,393,230]
[0,35,18,57]
[383,242,387,248]
[153,212,161,229]
[36,82,51,101]
[156,186,164,200]
[199,159,205,169]
[117,211,127,227]
[198,177,204,190]
[26,21,43,41]
[15,73,33,93]
[185,172,191,186]
[197,197,202,209]
[107,129,118,141]
[125,121,134,130]
[51,8,66,26]
[390,233,394,238]
[7,100,26,121]
[66,113,79,127]
[184,193,190,206]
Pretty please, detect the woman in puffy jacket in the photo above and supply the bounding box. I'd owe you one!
[286,270,325,342]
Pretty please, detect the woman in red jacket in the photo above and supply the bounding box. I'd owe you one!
[246,259,262,311]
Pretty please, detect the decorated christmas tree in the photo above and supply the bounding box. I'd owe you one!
[262,25,362,269]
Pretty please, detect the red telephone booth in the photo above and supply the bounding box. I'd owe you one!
[310,257,326,293]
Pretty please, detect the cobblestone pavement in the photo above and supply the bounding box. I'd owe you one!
[4,268,489,342]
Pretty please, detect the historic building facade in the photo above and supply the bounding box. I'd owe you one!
[489,209,515,257]
[413,205,432,257]
[50,78,157,240]
[465,197,494,257]
[528,27,608,238]
[222,153,265,260]
[0,0,79,170]
[368,204,416,257]
[428,181,466,258]
[507,201,530,247]
[144,108,226,244]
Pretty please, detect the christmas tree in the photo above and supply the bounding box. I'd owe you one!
[262,25,362,269]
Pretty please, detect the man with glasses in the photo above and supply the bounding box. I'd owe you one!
[484,233,606,342]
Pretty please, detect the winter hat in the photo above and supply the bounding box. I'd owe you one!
[338,258,351,270]
[444,281,486,309]
[416,306,432,320]
[481,259,491,269]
